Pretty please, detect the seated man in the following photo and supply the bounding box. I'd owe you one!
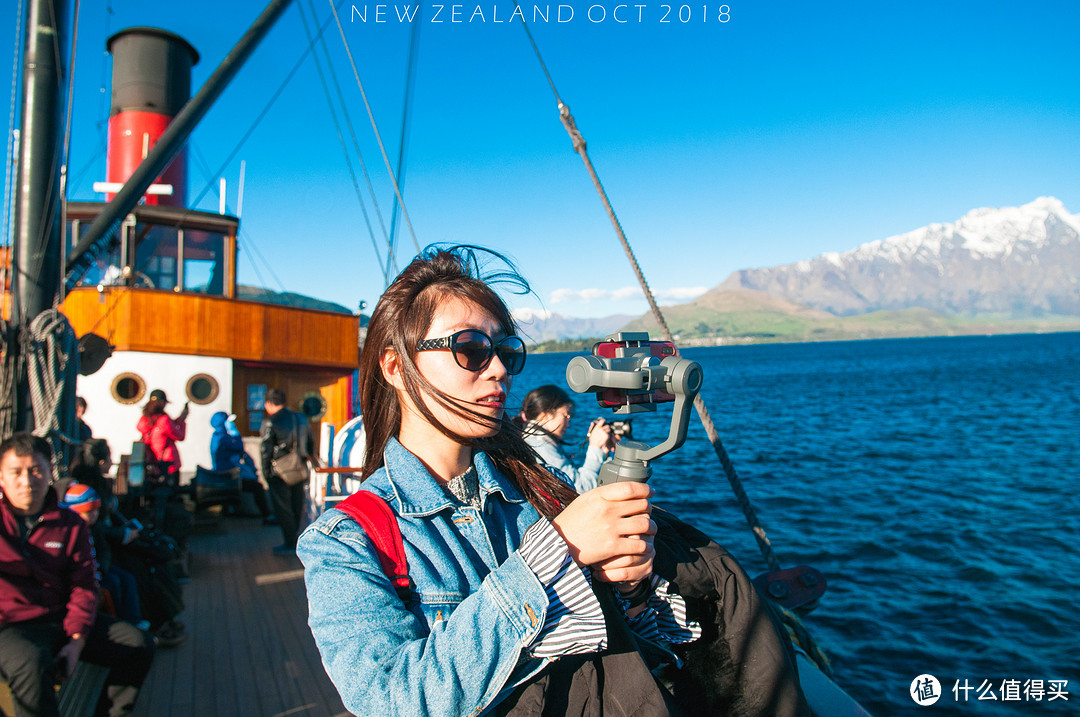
[0,432,154,717]
[209,412,274,524]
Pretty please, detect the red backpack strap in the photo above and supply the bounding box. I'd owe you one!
[336,491,411,602]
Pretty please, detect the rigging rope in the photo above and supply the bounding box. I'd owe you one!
[327,0,421,260]
[67,136,107,196]
[516,12,782,574]
[184,42,311,218]
[238,227,297,303]
[24,309,79,474]
[63,0,115,199]
[2,0,25,254]
[387,3,424,279]
[514,13,845,679]
[298,0,390,285]
[237,235,275,300]
[187,142,298,304]
[778,606,834,679]
[307,0,396,276]
[58,0,82,305]
[0,321,17,443]
[73,3,346,294]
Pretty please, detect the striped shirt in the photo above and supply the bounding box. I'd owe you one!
[518,518,702,659]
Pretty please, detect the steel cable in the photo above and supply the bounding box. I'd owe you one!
[515,9,782,574]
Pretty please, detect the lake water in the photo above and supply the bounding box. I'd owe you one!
[512,333,1079,715]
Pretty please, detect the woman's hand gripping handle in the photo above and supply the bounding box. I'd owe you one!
[551,481,657,588]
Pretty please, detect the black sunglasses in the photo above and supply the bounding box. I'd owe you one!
[416,329,527,375]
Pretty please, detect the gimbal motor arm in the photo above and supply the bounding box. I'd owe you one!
[566,354,703,485]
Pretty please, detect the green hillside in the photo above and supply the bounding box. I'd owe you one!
[621,288,1080,344]
[237,285,354,315]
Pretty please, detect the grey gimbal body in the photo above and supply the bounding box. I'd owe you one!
[565,332,703,485]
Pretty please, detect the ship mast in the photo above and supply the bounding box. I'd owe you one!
[4,0,296,454]
[11,0,67,324]
[3,0,71,447]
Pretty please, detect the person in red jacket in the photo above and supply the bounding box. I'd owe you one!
[0,432,154,717]
[136,389,188,481]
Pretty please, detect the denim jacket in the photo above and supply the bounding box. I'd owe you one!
[298,438,555,717]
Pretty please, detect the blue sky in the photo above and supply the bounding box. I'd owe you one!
[3,1,1078,318]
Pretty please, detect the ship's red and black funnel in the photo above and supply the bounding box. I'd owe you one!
[105,27,199,207]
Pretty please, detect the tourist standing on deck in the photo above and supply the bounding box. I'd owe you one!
[261,389,314,555]
[210,411,275,524]
[136,389,187,482]
[516,384,614,492]
[299,246,808,716]
[75,396,93,443]
[0,432,155,717]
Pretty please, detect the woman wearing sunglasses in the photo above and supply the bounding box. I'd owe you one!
[299,246,808,716]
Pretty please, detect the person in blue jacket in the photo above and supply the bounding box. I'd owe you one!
[209,411,274,524]
[516,384,614,492]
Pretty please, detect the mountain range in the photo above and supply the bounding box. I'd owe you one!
[511,309,635,343]
[719,196,1080,317]
[280,198,1080,345]
[621,197,1080,344]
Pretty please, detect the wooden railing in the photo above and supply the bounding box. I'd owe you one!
[61,287,360,369]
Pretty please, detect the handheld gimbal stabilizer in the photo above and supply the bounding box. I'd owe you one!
[565,332,703,485]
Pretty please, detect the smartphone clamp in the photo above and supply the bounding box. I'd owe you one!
[565,332,703,485]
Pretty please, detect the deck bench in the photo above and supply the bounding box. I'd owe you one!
[58,662,110,717]
[0,661,109,717]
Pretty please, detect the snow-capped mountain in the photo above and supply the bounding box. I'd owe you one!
[720,197,1080,317]
[511,309,635,343]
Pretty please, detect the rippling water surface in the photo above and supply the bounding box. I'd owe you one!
[512,333,1080,715]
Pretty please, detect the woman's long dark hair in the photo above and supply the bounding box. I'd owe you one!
[359,245,577,518]
[513,384,573,444]
[142,398,165,419]
[69,438,111,474]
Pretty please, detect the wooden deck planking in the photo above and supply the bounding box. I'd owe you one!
[219,528,263,717]
[237,526,305,717]
[190,540,215,717]
[131,517,349,717]
[274,573,343,713]
[208,543,236,717]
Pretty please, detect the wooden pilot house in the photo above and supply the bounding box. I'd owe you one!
[55,27,360,472]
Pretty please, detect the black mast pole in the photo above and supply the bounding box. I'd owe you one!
[64,0,295,288]
[12,0,67,323]
[6,0,69,440]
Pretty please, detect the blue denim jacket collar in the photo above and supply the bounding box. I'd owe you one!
[370,437,528,517]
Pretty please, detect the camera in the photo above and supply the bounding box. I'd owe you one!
[610,419,632,439]
[587,417,633,443]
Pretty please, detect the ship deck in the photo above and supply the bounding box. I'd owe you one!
[132,515,349,717]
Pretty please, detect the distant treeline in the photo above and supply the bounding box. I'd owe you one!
[529,337,601,354]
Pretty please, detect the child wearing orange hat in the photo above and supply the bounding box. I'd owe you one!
[62,484,145,627]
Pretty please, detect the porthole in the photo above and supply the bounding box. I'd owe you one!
[185,374,220,405]
[299,390,327,421]
[111,372,146,405]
